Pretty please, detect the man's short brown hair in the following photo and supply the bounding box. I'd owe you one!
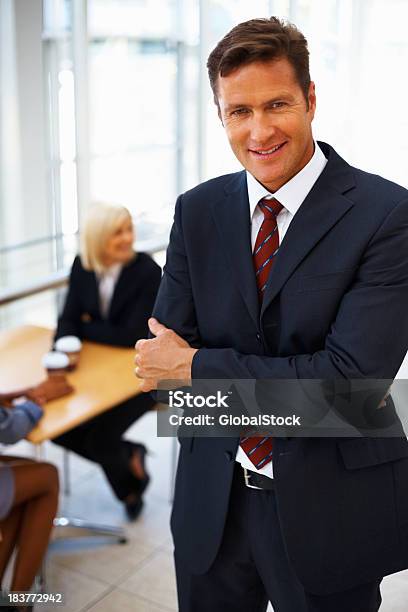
[207,17,310,105]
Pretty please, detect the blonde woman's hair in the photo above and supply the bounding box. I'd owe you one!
[80,203,134,273]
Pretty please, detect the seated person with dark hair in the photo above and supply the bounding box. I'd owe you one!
[52,203,162,520]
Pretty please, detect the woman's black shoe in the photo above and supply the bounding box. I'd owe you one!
[122,441,150,521]
[124,494,144,521]
[124,441,151,494]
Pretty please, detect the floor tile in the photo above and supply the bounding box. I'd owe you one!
[87,588,172,612]
[124,497,172,549]
[119,550,178,611]
[44,562,110,612]
[50,537,157,586]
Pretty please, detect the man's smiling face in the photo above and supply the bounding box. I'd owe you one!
[217,57,316,192]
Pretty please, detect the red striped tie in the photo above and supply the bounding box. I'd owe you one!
[240,198,283,470]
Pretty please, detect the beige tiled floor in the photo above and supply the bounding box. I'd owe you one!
[5,411,408,611]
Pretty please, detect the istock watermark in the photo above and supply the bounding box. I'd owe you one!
[168,389,232,408]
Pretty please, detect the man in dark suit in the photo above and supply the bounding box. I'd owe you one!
[135,17,408,612]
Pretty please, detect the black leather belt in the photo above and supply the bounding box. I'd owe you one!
[241,466,275,490]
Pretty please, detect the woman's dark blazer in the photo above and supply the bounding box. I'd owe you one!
[55,253,161,348]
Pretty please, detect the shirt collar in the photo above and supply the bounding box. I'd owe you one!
[246,141,328,218]
[99,262,122,281]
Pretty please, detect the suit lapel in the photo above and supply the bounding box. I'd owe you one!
[261,144,356,316]
[211,172,259,327]
[261,181,355,314]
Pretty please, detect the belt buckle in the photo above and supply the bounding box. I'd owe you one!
[243,467,263,490]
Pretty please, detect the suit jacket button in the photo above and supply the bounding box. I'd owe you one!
[224,451,234,461]
[256,333,261,342]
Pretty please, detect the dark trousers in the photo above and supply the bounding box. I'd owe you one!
[53,393,154,500]
[175,465,382,612]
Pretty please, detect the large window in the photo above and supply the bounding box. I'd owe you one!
[88,37,178,241]
[43,0,78,273]
[45,0,190,251]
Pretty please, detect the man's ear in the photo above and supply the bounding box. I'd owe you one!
[308,81,316,120]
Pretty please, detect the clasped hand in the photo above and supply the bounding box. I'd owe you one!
[27,375,74,405]
[134,318,198,392]
[0,375,73,407]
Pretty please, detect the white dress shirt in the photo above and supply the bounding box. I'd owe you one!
[98,263,122,319]
[235,142,328,478]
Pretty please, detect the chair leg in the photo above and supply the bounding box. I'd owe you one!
[63,449,71,496]
[35,559,47,592]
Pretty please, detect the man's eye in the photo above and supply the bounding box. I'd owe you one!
[270,102,286,109]
[231,108,248,116]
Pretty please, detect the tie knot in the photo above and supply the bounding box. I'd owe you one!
[259,198,283,219]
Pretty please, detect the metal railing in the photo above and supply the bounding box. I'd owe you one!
[0,237,168,308]
[0,269,69,307]
[0,232,75,255]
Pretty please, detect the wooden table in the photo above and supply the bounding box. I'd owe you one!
[0,325,142,443]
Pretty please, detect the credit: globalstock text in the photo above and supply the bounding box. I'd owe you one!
[168,414,302,427]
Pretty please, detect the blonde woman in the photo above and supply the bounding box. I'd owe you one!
[53,204,161,520]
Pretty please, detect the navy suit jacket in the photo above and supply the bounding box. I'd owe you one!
[152,142,408,595]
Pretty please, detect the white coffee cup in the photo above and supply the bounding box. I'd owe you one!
[54,336,82,370]
[41,351,70,376]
